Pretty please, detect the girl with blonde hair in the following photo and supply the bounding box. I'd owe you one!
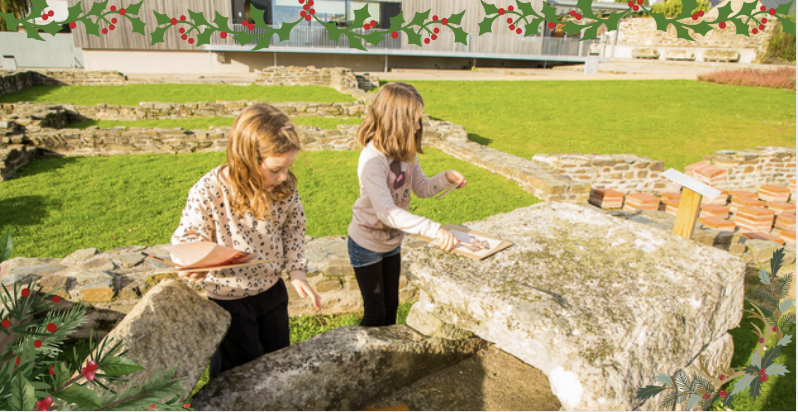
[172,104,320,378]
[348,82,467,326]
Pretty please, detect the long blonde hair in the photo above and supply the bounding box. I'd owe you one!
[358,82,424,163]
[221,104,300,220]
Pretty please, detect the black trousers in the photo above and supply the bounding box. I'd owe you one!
[354,253,402,327]
[208,279,290,379]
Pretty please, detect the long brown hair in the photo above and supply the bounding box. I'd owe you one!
[358,82,424,162]
[221,104,300,220]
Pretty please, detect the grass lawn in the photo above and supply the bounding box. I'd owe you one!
[406,80,796,172]
[0,84,356,105]
[66,116,363,131]
[0,148,538,259]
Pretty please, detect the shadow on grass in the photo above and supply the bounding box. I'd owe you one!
[0,85,66,103]
[0,195,51,230]
[8,155,80,179]
[467,133,493,145]
[62,120,98,129]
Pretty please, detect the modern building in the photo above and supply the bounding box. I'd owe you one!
[3,0,635,72]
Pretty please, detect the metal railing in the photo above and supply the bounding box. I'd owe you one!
[209,25,597,58]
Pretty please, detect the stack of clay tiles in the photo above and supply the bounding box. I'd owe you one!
[684,161,728,187]
[733,206,776,233]
[790,179,796,200]
[728,191,762,214]
[623,193,660,212]
[759,185,791,203]
[700,204,730,219]
[705,190,729,206]
[588,188,624,210]
[659,192,680,216]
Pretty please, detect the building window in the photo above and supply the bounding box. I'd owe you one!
[237,0,401,28]
[232,0,273,25]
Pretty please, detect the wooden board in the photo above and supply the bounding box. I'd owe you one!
[414,224,513,261]
[150,259,284,274]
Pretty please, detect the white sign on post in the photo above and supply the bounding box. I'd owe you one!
[661,168,721,200]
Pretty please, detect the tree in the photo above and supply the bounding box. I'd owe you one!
[651,0,712,17]
[0,0,30,31]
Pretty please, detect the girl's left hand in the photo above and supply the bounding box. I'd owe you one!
[291,279,322,310]
[445,170,467,189]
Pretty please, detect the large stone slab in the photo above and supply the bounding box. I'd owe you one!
[192,325,487,411]
[401,202,746,411]
[96,280,230,401]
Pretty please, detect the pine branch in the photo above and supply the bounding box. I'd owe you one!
[93,366,187,411]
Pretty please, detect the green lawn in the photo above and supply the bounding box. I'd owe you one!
[407,80,796,172]
[0,148,538,259]
[0,84,356,105]
[66,116,363,131]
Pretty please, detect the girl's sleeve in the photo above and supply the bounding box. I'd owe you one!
[410,155,451,198]
[171,182,216,245]
[281,190,308,282]
[361,157,441,240]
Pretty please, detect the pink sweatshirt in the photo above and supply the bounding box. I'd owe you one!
[171,166,308,300]
[348,142,451,253]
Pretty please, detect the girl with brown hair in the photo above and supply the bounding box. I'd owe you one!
[348,82,467,327]
[172,103,321,378]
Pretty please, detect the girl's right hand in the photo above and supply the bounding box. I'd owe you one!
[435,228,460,252]
[178,271,208,283]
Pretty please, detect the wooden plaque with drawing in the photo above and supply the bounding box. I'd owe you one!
[414,224,514,260]
[144,242,284,274]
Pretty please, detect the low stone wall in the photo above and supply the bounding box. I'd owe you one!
[0,144,37,182]
[0,71,35,97]
[256,66,377,102]
[528,148,796,196]
[0,70,127,96]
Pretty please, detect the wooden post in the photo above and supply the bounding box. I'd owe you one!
[673,188,703,240]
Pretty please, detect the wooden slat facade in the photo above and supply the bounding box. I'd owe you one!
[69,0,556,55]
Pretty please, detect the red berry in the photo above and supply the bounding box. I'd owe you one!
[699,11,704,17]
[692,14,698,20]
[498,8,505,16]
[120,8,126,16]
[49,365,55,375]
[249,24,255,30]
[112,17,118,24]
[548,21,555,29]
[309,9,315,15]
[300,10,306,17]
[770,8,776,15]
[441,18,448,25]
[304,15,311,21]
[179,27,185,34]
[628,1,634,7]
[36,401,43,409]
[2,319,9,328]
[308,0,314,5]
[760,374,768,382]
[633,5,639,11]
[507,17,513,24]
[42,14,48,21]
[508,6,514,12]
[46,322,56,333]
[719,390,727,398]
[433,15,438,21]
[44,396,53,406]
[151,405,156,410]
[719,22,726,29]
[509,24,515,30]
[370,20,376,26]
[364,23,370,30]
[570,10,576,17]
[170,18,177,25]
[719,374,725,380]
[84,370,95,381]
[762,18,767,24]
[48,10,54,17]
[391,31,398,39]
[424,38,430,44]
[188,38,195,44]
[109,24,115,30]
[181,34,188,40]
[184,403,191,408]
[15,357,20,365]
[303,4,309,11]
[761,6,767,11]
[637,0,643,4]
[180,15,186,21]
[759,337,765,343]
[299,0,305,3]
[220,31,227,39]
[752,28,759,34]
[21,288,29,297]
[34,340,42,348]
[704,393,711,399]
[759,24,765,30]
[434,27,440,33]
[431,34,437,40]
[516,28,522,34]
[69,22,76,29]
[576,14,582,20]
[111,6,117,12]
[772,326,778,332]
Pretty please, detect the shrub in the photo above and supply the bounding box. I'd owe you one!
[651,0,711,18]
[697,67,796,91]
[764,15,797,63]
